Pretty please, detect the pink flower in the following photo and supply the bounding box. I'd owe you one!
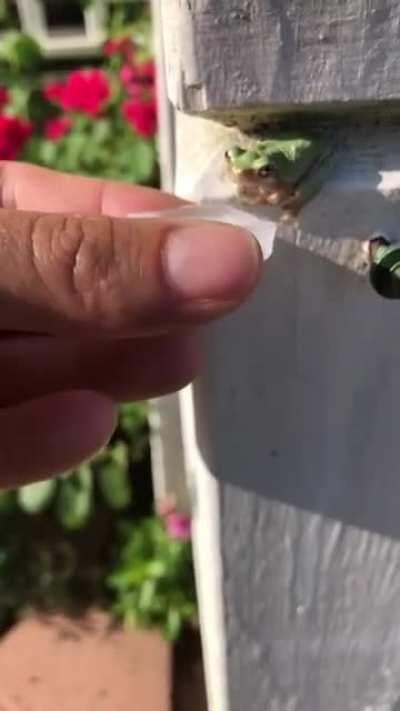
[44,70,110,117]
[122,97,157,138]
[165,512,191,541]
[0,115,33,160]
[44,116,72,141]
[0,86,9,110]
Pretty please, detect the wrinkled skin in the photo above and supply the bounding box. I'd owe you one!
[0,161,262,485]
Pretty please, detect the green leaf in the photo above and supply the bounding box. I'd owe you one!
[17,478,57,514]
[55,466,92,530]
[123,607,138,628]
[146,559,168,579]
[0,32,41,72]
[118,402,147,440]
[165,608,183,642]
[0,0,8,24]
[92,118,112,144]
[107,516,196,641]
[108,562,148,590]
[110,441,129,466]
[8,84,31,116]
[0,489,17,514]
[39,140,59,166]
[138,579,156,613]
[129,140,155,183]
[63,131,88,171]
[98,461,132,510]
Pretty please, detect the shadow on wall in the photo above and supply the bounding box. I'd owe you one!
[297,125,400,242]
[193,236,400,542]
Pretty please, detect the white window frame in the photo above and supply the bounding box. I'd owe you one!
[16,0,107,59]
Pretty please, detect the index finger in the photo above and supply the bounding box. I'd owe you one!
[0,163,262,337]
[0,213,261,337]
[0,161,185,216]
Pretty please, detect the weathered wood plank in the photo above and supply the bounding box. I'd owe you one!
[174,110,400,711]
[156,4,400,708]
[192,253,400,709]
[161,0,400,119]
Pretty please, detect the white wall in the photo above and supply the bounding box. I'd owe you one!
[154,1,400,708]
[173,111,400,711]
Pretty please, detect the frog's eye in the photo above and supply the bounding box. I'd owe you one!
[258,166,271,177]
[226,147,245,159]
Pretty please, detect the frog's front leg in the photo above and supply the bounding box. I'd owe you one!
[281,146,336,220]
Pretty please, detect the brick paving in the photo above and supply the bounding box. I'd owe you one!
[0,611,171,711]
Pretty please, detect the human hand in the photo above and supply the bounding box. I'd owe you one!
[0,162,262,484]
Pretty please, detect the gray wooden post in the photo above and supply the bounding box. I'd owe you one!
[154,3,400,710]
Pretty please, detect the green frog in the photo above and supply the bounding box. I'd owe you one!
[225,135,333,219]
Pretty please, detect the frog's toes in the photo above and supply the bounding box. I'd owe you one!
[237,187,260,205]
[281,207,299,223]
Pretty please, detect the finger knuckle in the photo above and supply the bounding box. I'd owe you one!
[68,216,124,328]
[34,214,127,330]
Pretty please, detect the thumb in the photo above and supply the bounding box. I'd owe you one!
[0,208,262,336]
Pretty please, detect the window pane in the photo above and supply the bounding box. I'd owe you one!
[43,0,85,32]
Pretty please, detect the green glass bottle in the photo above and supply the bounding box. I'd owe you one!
[369,237,400,299]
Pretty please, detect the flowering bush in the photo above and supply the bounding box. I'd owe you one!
[123,97,157,139]
[108,516,197,641]
[0,18,197,643]
[0,31,158,185]
[44,68,111,116]
[44,116,73,141]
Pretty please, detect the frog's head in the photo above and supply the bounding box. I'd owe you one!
[225,145,275,173]
[225,144,293,206]
[225,137,322,207]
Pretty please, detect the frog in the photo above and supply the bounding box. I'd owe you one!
[225,135,333,219]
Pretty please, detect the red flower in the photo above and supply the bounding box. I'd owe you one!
[44,70,110,116]
[123,97,157,138]
[0,115,33,160]
[43,80,65,104]
[120,59,155,92]
[0,86,9,110]
[44,116,72,141]
[120,66,148,101]
[134,59,155,84]
[104,37,134,59]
